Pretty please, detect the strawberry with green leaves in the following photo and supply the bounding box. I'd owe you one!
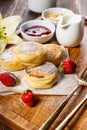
[22,90,35,107]
[60,59,76,74]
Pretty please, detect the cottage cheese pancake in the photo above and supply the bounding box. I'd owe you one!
[25,62,58,89]
[44,44,62,66]
[13,42,47,67]
[0,47,25,71]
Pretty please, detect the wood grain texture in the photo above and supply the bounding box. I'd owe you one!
[0,0,87,130]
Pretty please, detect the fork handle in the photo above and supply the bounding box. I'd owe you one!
[55,95,87,130]
[39,85,80,130]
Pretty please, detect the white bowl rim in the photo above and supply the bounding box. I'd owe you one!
[42,7,74,25]
[20,19,55,38]
[42,7,74,14]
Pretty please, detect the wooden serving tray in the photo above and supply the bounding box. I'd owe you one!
[0,19,87,130]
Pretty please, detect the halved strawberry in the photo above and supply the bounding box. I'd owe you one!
[60,59,76,74]
[0,72,17,87]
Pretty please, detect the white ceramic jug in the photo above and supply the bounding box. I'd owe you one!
[56,14,84,47]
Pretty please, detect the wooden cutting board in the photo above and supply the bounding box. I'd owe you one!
[0,26,87,130]
[0,0,87,129]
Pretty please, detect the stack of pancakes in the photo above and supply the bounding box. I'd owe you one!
[0,41,62,89]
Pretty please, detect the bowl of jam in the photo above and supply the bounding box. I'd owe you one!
[20,20,55,43]
[42,7,74,26]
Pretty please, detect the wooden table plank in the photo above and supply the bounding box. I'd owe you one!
[0,0,87,130]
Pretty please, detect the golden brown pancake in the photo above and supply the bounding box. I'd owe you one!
[25,62,58,89]
[13,41,47,67]
[44,43,62,66]
[0,47,25,71]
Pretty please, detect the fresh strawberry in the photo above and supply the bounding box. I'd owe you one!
[22,90,35,107]
[0,72,17,87]
[60,59,76,74]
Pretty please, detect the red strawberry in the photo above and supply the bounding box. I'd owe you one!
[60,59,76,74]
[22,90,35,107]
[0,72,17,87]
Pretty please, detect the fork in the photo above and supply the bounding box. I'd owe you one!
[39,67,87,130]
[55,94,87,130]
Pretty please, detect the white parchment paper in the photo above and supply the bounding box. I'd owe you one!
[0,69,79,96]
[0,46,79,96]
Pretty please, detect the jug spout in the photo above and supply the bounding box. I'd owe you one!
[59,14,84,28]
[59,15,71,28]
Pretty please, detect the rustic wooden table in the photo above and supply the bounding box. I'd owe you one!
[0,0,87,130]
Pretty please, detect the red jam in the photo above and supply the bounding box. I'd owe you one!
[24,25,51,37]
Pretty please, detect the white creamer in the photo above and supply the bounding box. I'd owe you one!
[56,14,84,47]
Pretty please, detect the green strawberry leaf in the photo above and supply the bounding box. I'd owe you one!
[59,62,64,73]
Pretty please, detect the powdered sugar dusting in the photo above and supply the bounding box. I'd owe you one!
[1,49,14,62]
[27,62,58,74]
[16,42,41,53]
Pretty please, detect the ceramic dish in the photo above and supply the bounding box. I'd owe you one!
[42,7,74,26]
[20,20,55,43]
[27,0,56,13]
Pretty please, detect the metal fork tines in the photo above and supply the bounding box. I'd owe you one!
[78,66,87,85]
